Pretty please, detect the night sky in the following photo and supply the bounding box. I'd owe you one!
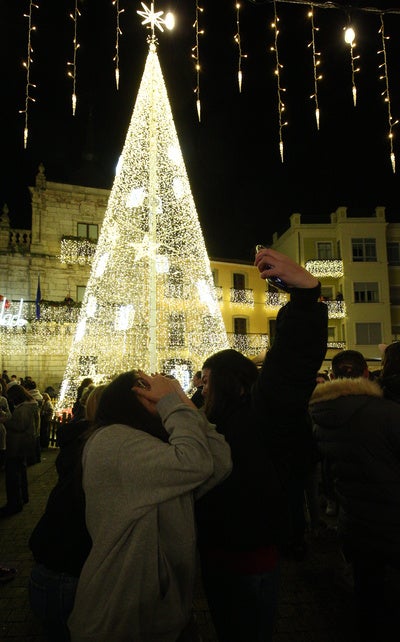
[2,0,400,261]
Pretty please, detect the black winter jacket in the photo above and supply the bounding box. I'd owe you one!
[29,419,92,576]
[310,377,400,561]
[195,284,328,552]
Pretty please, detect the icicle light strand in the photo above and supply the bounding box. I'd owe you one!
[234,2,247,93]
[112,0,124,90]
[67,0,81,116]
[307,5,322,130]
[270,1,287,162]
[20,1,38,149]
[191,1,204,122]
[343,23,360,107]
[378,13,398,174]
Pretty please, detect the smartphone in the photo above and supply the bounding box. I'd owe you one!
[255,245,291,292]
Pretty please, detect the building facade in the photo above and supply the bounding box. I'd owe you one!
[0,168,398,390]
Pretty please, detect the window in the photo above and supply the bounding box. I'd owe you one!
[387,242,400,265]
[352,238,376,262]
[211,269,218,286]
[233,273,246,290]
[356,323,382,345]
[328,326,336,340]
[354,282,379,303]
[233,317,247,335]
[321,286,333,301]
[390,286,400,305]
[168,313,185,347]
[76,286,86,303]
[392,326,400,339]
[77,223,98,240]
[269,319,277,344]
[317,242,333,260]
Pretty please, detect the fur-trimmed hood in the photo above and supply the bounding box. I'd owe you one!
[310,377,383,405]
[309,377,384,430]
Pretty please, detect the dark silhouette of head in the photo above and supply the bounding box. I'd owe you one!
[202,349,258,420]
[381,342,400,378]
[93,370,168,442]
[331,350,368,379]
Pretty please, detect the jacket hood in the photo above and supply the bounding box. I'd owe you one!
[309,377,383,428]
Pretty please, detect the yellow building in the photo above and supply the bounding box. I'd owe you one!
[0,169,398,388]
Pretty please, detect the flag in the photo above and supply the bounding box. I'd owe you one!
[35,275,41,320]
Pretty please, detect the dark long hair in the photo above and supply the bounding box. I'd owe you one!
[202,349,258,421]
[7,384,35,407]
[86,370,169,443]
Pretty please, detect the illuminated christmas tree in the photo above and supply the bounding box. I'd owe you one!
[57,4,228,409]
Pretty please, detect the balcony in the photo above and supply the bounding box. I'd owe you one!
[8,229,32,253]
[214,286,223,301]
[265,291,289,308]
[325,300,346,319]
[305,259,344,278]
[230,288,254,307]
[227,332,269,356]
[60,236,97,265]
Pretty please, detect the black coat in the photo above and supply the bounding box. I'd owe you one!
[196,285,328,552]
[29,420,92,576]
[310,377,400,560]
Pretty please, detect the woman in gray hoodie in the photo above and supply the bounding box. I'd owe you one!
[68,370,232,642]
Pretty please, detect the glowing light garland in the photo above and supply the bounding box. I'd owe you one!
[56,7,229,410]
[67,0,81,116]
[230,288,254,306]
[20,0,38,149]
[112,0,124,90]
[59,237,97,265]
[343,23,360,107]
[191,1,204,122]
[305,259,344,278]
[234,2,247,93]
[270,1,287,162]
[378,14,398,174]
[18,0,400,171]
[307,5,322,130]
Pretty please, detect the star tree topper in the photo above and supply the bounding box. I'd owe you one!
[137,2,173,35]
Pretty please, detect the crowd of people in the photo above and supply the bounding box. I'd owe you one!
[1,247,400,641]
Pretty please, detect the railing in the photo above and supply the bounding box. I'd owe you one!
[230,288,254,306]
[60,236,97,265]
[305,259,344,278]
[265,291,289,308]
[325,300,346,318]
[227,332,269,355]
[214,286,223,301]
[9,229,32,252]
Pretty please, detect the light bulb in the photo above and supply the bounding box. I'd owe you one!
[344,27,355,44]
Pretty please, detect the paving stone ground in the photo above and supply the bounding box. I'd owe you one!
[1,449,399,641]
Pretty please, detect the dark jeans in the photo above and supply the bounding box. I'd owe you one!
[4,457,28,510]
[200,560,280,642]
[29,563,78,642]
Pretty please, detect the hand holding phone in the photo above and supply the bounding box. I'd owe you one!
[255,245,291,292]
